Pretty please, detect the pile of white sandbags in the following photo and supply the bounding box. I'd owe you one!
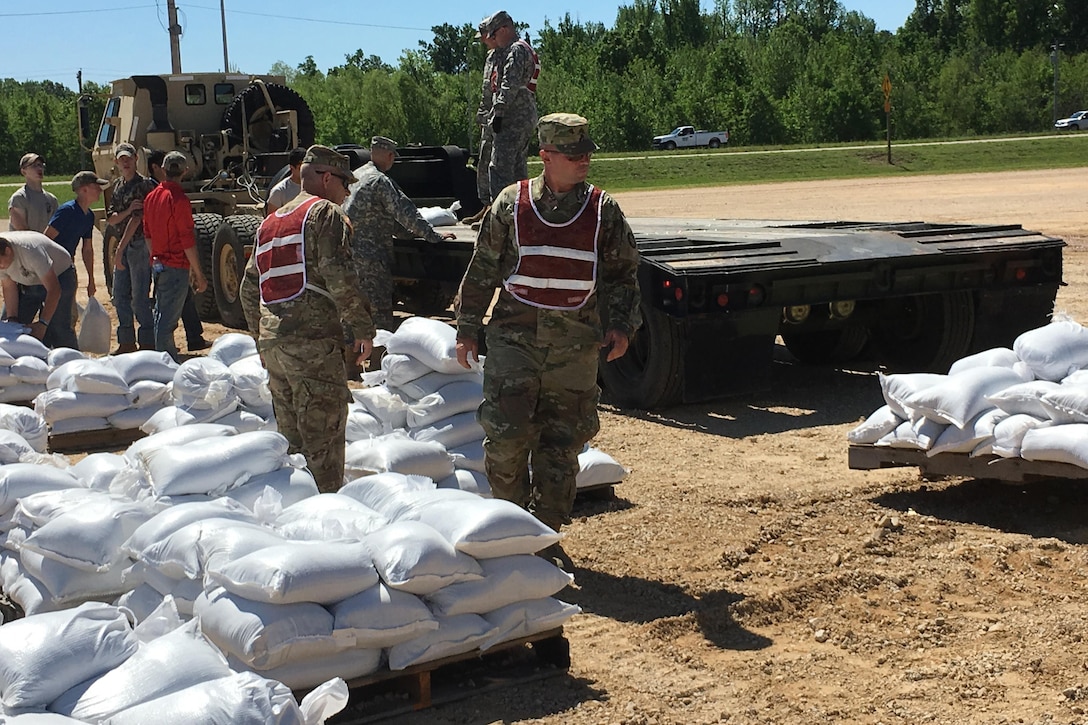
[0,324,54,404]
[850,315,1088,468]
[0,600,347,722]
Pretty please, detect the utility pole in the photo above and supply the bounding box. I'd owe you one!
[167,0,183,73]
[1051,41,1064,125]
[220,0,230,72]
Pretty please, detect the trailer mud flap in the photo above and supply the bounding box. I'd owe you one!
[681,313,778,403]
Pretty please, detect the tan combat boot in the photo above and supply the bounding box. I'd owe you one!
[461,204,489,226]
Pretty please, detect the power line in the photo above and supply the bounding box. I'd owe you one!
[0,5,154,16]
[181,2,431,32]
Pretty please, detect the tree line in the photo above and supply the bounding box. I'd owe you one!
[3,0,1088,175]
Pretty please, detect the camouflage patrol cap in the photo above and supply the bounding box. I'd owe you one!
[19,153,43,170]
[303,144,354,183]
[479,10,513,36]
[162,151,189,174]
[115,143,137,159]
[71,170,110,191]
[537,113,599,155]
[370,136,399,157]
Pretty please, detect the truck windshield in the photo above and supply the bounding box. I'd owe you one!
[97,97,121,146]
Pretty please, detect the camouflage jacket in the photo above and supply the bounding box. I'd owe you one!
[240,192,375,346]
[109,174,158,242]
[342,161,444,265]
[476,47,503,127]
[492,39,537,124]
[456,174,642,348]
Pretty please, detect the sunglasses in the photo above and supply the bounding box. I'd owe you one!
[26,162,45,169]
[547,150,592,163]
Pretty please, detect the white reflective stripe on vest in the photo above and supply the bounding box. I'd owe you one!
[515,245,598,263]
[505,274,596,290]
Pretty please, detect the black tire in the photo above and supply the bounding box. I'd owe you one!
[708,138,721,148]
[192,213,223,322]
[101,224,122,294]
[599,303,685,409]
[221,83,315,154]
[664,141,677,150]
[870,291,974,373]
[782,325,869,364]
[213,215,259,330]
[394,280,456,316]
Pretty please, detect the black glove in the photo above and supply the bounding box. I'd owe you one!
[491,116,503,134]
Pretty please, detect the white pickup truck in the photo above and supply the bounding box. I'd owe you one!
[651,125,729,150]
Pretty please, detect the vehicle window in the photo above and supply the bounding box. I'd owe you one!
[214,83,235,104]
[184,84,207,105]
[97,97,121,146]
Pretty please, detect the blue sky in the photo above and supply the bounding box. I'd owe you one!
[2,1,915,91]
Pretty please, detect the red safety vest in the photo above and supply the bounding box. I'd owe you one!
[516,39,540,95]
[504,180,603,310]
[255,196,321,305]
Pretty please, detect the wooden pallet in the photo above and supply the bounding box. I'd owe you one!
[576,480,619,499]
[848,444,1088,484]
[48,427,145,454]
[327,628,570,723]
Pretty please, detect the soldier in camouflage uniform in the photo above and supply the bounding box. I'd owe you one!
[466,20,503,222]
[481,10,539,203]
[240,145,375,493]
[342,136,454,333]
[455,113,641,542]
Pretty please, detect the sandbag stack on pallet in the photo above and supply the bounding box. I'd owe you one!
[851,315,1088,468]
[0,324,53,405]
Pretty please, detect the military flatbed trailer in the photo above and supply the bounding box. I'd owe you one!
[393,218,1063,409]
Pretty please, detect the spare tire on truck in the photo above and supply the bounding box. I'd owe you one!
[213,215,260,330]
[221,83,315,154]
[192,213,223,322]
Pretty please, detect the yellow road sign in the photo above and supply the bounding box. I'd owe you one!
[882,74,892,98]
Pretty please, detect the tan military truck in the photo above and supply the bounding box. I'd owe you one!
[79,72,314,328]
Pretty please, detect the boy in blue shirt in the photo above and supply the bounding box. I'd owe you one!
[46,171,108,301]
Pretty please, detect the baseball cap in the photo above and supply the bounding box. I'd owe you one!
[537,113,599,155]
[115,143,137,159]
[370,136,399,157]
[19,153,43,170]
[71,171,110,191]
[162,151,189,174]
[479,10,513,36]
[303,144,354,183]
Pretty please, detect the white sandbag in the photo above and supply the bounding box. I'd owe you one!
[1039,385,1088,424]
[113,583,166,624]
[195,523,287,576]
[213,408,272,433]
[122,498,259,559]
[0,382,46,404]
[0,554,49,615]
[480,597,581,650]
[107,350,179,386]
[419,205,458,226]
[0,403,49,452]
[123,422,237,464]
[436,468,491,496]
[345,406,385,441]
[338,471,437,519]
[171,357,236,410]
[194,585,344,670]
[231,647,380,690]
[11,356,50,384]
[46,359,130,395]
[875,417,946,450]
[1063,369,1088,386]
[137,518,273,580]
[401,489,562,558]
[344,432,454,481]
[206,540,378,605]
[878,372,946,420]
[989,414,1051,458]
[447,438,486,473]
[144,399,243,430]
[410,410,485,449]
[1013,317,1088,382]
[49,416,111,435]
[0,334,50,360]
[330,582,439,647]
[127,379,170,408]
[225,467,320,512]
[77,296,111,354]
[46,347,85,368]
[1021,423,1088,468]
[363,520,483,595]
[229,354,271,409]
[11,488,105,530]
[21,548,126,604]
[129,563,208,616]
[0,464,80,516]
[425,554,573,616]
[405,380,483,428]
[274,500,387,542]
[20,496,155,572]
[101,670,304,725]
[577,447,629,487]
[351,386,408,429]
[34,389,132,424]
[904,367,1024,428]
[208,333,259,367]
[391,369,484,400]
[107,407,159,431]
[927,408,1007,457]
[0,602,138,711]
[137,430,292,497]
[984,380,1062,418]
[847,404,903,444]
[51,620,232,722]
[946,346,1020,375]
[378,316,478,374]
[381,352,434,386]
[386,613,493,670]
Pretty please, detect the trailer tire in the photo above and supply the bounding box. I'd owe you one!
[213,215,258,330]
[102,224,122,294]
[782,325,869,364]
[221,83,315,154]
[192,213,223,323]
[394,280,455,316]
[599,304,684,409]
[871,291,974,373]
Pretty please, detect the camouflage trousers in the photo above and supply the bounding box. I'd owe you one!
[477,127,494,205]
[488,116,534,198]
[262,336,351,493]
[354,256,395,334]
[477,337,600,531]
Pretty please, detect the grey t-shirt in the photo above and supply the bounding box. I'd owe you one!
[266,177,301,210]
[0,231,73,285]
[8,186,59,233]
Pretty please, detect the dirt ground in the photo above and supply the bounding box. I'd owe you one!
[10,168,1088,724]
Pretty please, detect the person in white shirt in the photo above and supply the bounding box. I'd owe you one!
[265,147,306,216]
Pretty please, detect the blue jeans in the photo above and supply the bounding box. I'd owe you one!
[153,265,190,360]
[112,238,154,348]
[17,266,79,350]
